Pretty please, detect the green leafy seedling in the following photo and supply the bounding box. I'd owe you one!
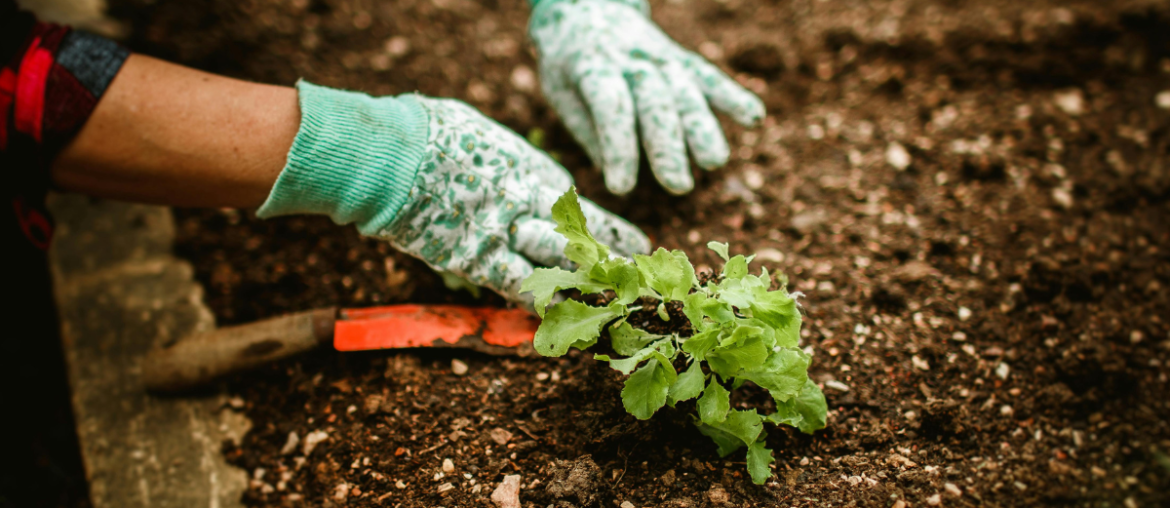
[520,188,828,485]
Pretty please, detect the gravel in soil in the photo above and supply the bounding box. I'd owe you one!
[111,0,1170,505]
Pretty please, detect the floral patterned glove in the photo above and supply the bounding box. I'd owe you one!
[258,81,650,304]
[529,0,766,196]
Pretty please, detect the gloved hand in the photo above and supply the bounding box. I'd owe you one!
[258,81,651,304]
[529,0,766,196]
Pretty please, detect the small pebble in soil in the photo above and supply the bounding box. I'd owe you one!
[886,142,911,170]
[945,482,962,497]
[333,482,349,501]
[824,380,850,392]
[442,458,455,474]
[1054,89,1085,115]
[892,501,906,508]
[302,430,329,456]
[926,493,942,505]
[996,362,1011,380]
[280,431,299,455]
[912,356,930,371]
[756,248,784,263]
[536,372,549,381]
[451,359,469,376]
[1001,405,1014,417]
[490,427,513,445]
[952,331,968,341]
[491,474,522,508]
[1158,91,1170,109]
[621,502,635,508]
[958,306,972,321]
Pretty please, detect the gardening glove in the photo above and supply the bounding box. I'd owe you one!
[257,81,651,305]
[528,0,766,196]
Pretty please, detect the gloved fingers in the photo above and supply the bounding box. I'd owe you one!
[542,68,605,168]
[661,60,730,170]
[570,52,639,195]
[460,243,537,306]
[576,195,652,258]
[624,60,691,195]
[511,216,571,268]
[527,148,575,192]
[681,52,766,127]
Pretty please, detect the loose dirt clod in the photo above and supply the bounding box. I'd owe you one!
[544,455,603,506]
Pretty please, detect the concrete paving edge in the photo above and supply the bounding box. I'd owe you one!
[47,193,249,508]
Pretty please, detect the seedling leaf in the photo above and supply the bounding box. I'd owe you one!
[622,358,672,419]
[698,378,730,424]
[635,248,695,301]
[551,187,609,271]
[746,441,775,485]
[521,266,606,317]
[610,321,659,356]
[667,361,705,406]
[740,347,811,404]
[769,379,828,434]
[533,300,619,357]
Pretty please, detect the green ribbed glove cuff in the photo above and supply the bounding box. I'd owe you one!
[257,80,429,236]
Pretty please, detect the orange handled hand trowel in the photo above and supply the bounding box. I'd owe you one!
[142,305,539,393]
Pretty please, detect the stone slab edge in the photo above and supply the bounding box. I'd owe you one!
[48,194,249,508]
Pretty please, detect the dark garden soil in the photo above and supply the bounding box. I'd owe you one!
[112,0,1170,505]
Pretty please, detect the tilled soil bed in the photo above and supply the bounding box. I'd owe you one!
[113,0,1170,505]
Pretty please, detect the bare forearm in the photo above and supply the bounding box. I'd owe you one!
[50,54,299,208]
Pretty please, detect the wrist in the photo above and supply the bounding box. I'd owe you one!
[257,81,429,235]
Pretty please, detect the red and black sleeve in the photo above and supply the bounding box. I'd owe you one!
[2,0,129,250]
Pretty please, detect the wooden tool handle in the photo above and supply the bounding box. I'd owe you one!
[142,307,337,392]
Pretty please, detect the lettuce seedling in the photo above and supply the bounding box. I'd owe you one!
[521,188,828,485]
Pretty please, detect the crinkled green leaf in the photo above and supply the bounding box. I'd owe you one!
[746,441,775,485]
[634,248,695,301]
[694,421,744,457]
[772,310,802,349]
[723,324,763,348]
[681,328,720,362]
[768,379,828,434]
[650,351,677,384]
[667,361,705,406]
[551,187,609,271]
[707,241,730,261]
[682,292,735,331]
[521,267,607,317]
[748,288,800,334]
[621,358,672,420]
[722,255,751,280]
[705,409,764,448]
[609,321,660,356]
[706,334,769,377]
[588,257,644,306]
[741,347,811,404]
[534,300,620,357]
[714,276,802,335]
[698,378,730,424]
